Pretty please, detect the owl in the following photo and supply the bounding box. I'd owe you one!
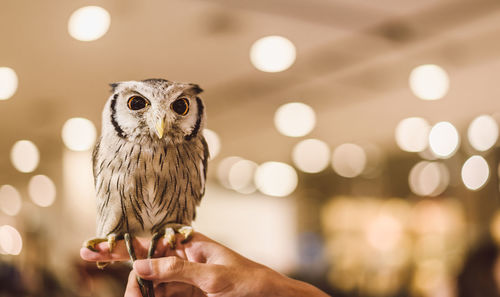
[83,79,209,296]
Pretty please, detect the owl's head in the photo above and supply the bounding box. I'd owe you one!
[102,79,205,143]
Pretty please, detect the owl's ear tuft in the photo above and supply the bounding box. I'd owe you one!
[189,84,203,95]
[109,82,120,92]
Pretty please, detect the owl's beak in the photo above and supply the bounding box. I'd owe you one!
[155,119,165,139]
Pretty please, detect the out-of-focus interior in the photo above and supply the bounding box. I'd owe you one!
[1,0,500,296]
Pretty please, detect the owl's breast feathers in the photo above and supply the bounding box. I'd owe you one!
[92,135,209,237]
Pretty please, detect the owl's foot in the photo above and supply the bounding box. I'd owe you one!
[83,237,107,252]
[83,234,117,253]
[165,227,176,249]
[83,234,117,270]
[161,224,194,249]
[179,226,194,243]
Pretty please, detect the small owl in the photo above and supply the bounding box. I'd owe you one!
[83,79,209,296]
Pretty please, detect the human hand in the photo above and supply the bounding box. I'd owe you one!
[81,232,330,297]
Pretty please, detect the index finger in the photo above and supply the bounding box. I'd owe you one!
[80,234,186,263]
[80,236,159,262]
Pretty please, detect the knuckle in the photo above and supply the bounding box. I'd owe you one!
[160,257,184,275]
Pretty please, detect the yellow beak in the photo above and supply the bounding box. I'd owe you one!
[155,119,165,139]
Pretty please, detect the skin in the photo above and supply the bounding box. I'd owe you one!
[80,232,330,297]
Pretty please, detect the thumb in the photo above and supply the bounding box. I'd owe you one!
[133,257,226,293]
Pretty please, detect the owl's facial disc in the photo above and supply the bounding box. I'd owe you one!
[150,97,191,140]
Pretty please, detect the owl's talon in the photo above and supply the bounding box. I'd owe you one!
[164,227,176,248]
[179,226,193,243]
[96,261,109,270]
[83,237,107,252]
[107,234,117,253]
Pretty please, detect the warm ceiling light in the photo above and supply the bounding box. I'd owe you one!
[254,162,298,197]
[467,115,498,152]
[228,159,258,194]
[408,161,449,197]
[28,175,56,207]
[0,67,18,100]
[274,102,315,137]
[68,6,111,41]
[462,155,489,191]
[10,140,39,173]
[217,156,243,189]
[0,185,22,216]
[332,143,366,178]
[62,117,97,151]
[0,225,23,255]
[409,64,449,100]
[203,129,221,160]
[365,214,403,252]
[395,117,430,152]
[292,139,330,173]
[428,122,459,158]
[250,35,296,72]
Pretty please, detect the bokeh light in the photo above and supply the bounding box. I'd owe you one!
[217,156,243,189]
[418,147,438,161]
[409,161,449,197]
[409,64,449,100]
[228,159,258,194]
[0,67,18,100]
[490,211,500,246]
[332,143,366,178]
[28,175,56,207]
[395,117,430,152]
[0,225,22,255]
[203,129,221,160]
[428,122,459,158]
[68,6,111,41]
[461,155,489,191]
[10,140,39,173]
[361,143,384,178]
[292,139,330,173]
[365,214,403,252]
[467,115,498,151]
[250,35,296,72]
[274,102,316,137]
[254,162,298,197]
[0,185,22,216]
[62,117,97,151]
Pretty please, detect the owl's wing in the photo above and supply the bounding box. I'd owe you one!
[92,137,102,180]
[92,138,128,237]
[200,137,209,196]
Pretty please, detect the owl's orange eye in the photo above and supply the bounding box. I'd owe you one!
[127,96,149,110]
[171,98,189,116]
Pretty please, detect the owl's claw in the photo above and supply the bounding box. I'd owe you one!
[96,261,109,269]
[84,234,117,270]
[164,227,176,249]
[161,224,194,248]
[179,226,193,243]
[83,237,107,252]
[107,234,117,253]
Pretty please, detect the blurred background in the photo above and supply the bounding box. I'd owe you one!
[1,0,500,296]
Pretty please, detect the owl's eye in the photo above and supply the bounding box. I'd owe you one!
[171,98,190,116]
[127,96,149,110]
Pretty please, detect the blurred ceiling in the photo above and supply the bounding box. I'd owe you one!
[1,0,500,181]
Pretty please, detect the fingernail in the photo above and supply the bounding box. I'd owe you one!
[134,259,153,276]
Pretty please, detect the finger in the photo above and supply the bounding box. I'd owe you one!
[181,232,242,266]
[80,236,172,262]
[133,257,226,293]
[124,271,143,297]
